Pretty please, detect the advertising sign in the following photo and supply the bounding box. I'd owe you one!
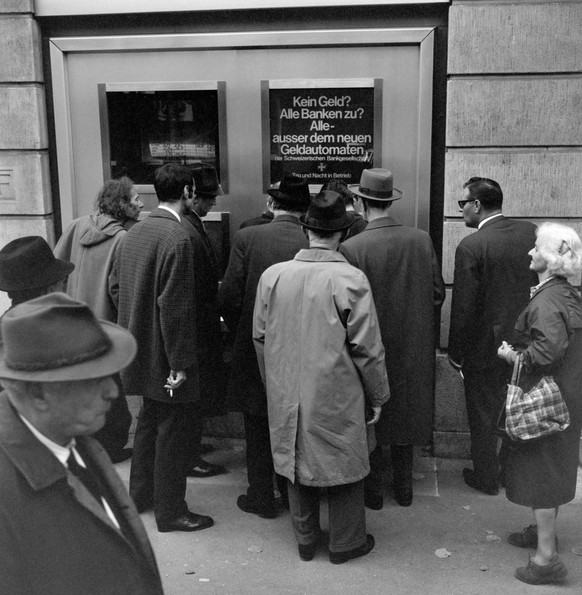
[264,79,382,187]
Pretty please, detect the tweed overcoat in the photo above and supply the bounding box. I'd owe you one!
[218,214,308,415]
[182,211,225,415]
[448,216,537,371]
[55,213,126,321]
[340,216,445,445]
[253,249,389,486]
[0,394,163,595]
[113,208,198,402]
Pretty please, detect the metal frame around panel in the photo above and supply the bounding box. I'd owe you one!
[50,28,435,229]
[260,78,383,193]
[97,80,229,195]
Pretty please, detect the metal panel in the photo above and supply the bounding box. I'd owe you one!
[50,28,435,232]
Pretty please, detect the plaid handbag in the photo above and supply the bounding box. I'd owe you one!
[503,354,570,441]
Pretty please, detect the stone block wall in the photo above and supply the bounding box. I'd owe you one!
[435,0,582,457]
[0,0,54,314]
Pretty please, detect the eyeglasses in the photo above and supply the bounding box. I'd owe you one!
[458,199,476,209]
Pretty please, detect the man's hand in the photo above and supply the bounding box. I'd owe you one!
[164,370,187,396]
[366,406,382,425]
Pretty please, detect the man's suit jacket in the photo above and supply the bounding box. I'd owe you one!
[448,215,537,371]
[218,214,308,415]
[340,216,445,445]
[114,207,198,402]
[182,211,225,415]
[0,394,163,595]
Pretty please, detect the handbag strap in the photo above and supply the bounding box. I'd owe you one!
[510,353,523,386]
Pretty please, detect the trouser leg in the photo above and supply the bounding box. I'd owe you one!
[287,479,321,546]
[243,412,276,505]
[365,445,383,495]
[129,398,157,509]
[327,479,367,553]
[463,366,505,487]
[153,401,199,523]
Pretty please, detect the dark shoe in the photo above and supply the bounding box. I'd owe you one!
[462,468,499,496]
[199,442,216,455]
[329,534,375,565]
[515,555,567,585]
[110,448,133,464]
[364,490,383,510]
[298,543,317,561]
[508,524,538,549]
[188,459,226,478]
[157,511,214,533]
[236,494,277,519]
[508,524,559,551]
[393,481,413,507]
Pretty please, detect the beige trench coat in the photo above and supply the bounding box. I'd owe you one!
[253,249,389,487]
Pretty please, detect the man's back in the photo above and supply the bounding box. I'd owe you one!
[116,208,197,401]
[340,216,445,446]
[448,216,537,370]
[219,214,308,414]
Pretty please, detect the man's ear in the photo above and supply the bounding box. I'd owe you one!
[183,185,193,199]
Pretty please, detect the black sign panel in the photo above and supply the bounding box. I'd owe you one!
[268,85,376,185]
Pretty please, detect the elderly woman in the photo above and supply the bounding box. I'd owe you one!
[497,222,582,585]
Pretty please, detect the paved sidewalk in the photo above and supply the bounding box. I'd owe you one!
[115,441,582,595]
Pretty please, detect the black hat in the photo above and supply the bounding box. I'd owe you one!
[267,174,311,211]
[191,164,224,197]
[300,190,355,232]
[0,236,74,291]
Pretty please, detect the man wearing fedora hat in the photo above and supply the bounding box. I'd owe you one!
[219,173,309,519]
[0,235,74,309]
[253,189,389,563]
[182,164,227,479]
[341,167,445,509]
[0,293,163,594]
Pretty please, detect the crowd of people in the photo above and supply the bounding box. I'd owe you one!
[0,165,581,591]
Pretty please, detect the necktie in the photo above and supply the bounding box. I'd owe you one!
[67,449,105,507]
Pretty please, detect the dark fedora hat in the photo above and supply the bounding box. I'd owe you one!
[0,236,74,291]
[267,174,311,211]
[300,190,355,232]
[349,168,403,202]
[0,293,137,382]
[191,164,224,197]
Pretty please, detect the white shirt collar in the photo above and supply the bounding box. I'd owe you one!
[158,205,181,222]
[478,213,503,229]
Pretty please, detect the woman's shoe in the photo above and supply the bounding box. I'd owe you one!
[507,524,559,551]
[515,555,568,585]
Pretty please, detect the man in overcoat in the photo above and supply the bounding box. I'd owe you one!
[0,293,163,595]
[253,189,389,563]
[113,163,213,532]
[341,168,445,509]
[182,164,226,478]
[448,177,537,495]
[219,173,309,518]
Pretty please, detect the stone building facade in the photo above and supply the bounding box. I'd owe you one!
[1,0,580,456]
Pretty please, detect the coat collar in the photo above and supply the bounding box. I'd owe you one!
[294,248,348,263]
[272,213,303,225]
[478,214,505,231]
[363,215,401,230]
[0,393,120,530]
[0,393,67,491]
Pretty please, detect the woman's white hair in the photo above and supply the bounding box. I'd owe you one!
[536,222,582,279]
